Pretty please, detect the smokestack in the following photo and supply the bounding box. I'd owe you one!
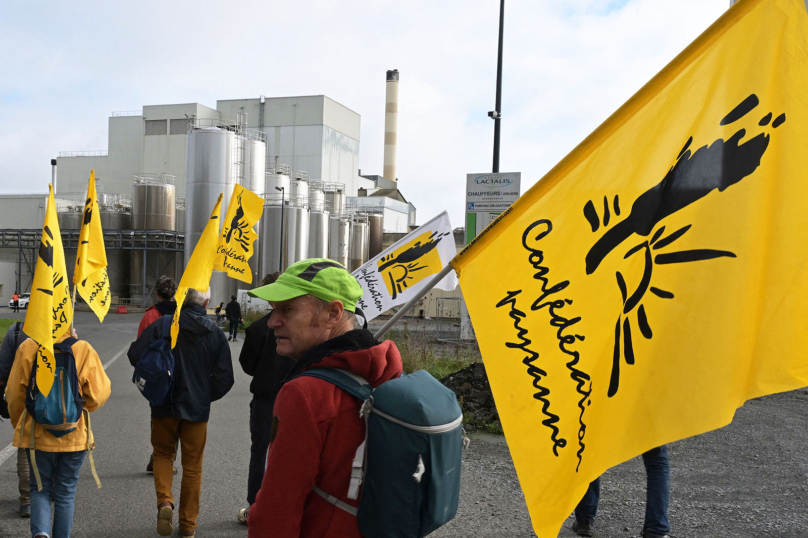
[51,158,57,193]
[383,69,399,182]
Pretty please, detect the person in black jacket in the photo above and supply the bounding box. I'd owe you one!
[225,295,242,342]
[128,287,234,538]
[0,319,31,518]
[236,273,295,525]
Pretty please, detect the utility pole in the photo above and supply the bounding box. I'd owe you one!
[489,0,505,173]
[276,186,285,272]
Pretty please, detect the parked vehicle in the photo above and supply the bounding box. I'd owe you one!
[8,293,30,309]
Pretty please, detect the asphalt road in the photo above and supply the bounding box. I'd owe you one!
[0,310,254,537]
[1,310,807,537]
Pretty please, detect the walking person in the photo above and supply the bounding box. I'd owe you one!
[247,259,403,537]
[0,318,30,518]
[128,288,234,537]
[225,295,242,342]
[572,446,672,538]
[215,302,224,323]
[5,328,111,538]
[12,290,20,313]
[236,272,294,525]
[136,275,178,475]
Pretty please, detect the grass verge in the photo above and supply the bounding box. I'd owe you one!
[386,324,478,380]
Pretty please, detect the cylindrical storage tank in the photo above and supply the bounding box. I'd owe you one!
[130,177,177,304]
[349,220,369,271]
[285,206,309,266]
[131,182,176,230]
[328,216,350,268]
[308,211,330,258]
[260,204,284,274]
[185,128,238,302]
[175,200,186,233]
[324,186,346,214]
[290,178,309,208]
[309,188,325,212]
[368,214,384,258]
[246,139,267,196]
[100,209,131,297]
[265,171,291,205]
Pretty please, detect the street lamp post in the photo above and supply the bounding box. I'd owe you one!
[276,186,285,272]
[489,0,505,173]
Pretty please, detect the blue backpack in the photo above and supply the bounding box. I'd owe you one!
[298,368,465,538]
[132,315,175,407]
[24,337,83,437]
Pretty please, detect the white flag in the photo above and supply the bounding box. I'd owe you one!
[353,211,458,321]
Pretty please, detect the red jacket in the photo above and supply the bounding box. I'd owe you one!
[137,301,177,338]
[249,330,403,538]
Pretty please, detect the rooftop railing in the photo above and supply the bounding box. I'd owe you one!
[58,150,108,158]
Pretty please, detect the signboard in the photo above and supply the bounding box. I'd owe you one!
[465,172,521,244]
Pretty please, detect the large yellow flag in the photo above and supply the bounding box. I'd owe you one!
[213,184,263,283]
[451,0,808,536]
[171,194,222,348]
[74,170,111,322]
[25,185,73,397]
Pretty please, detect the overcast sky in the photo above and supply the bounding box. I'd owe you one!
[0,0,729,227]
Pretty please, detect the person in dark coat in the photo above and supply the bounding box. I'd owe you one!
[0,319,30,518]
[225,295,242,342]
[236,273,295,525]
[128,287,234,538]
[247,259,403,538]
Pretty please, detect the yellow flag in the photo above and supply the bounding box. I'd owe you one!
[213,184,263,283]
[74,170,111,322]
[451,0,808,536]
[172,194,223,348]
[25,185,73,397]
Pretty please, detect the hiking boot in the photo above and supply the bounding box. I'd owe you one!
[228,336,232,341]
[157,502,173,536]
[572,519,594,537]
[642,532,673,538]
[20,504,30,518]
[180,530,196,537]
[146,454,154,473]
[237,507,249,524]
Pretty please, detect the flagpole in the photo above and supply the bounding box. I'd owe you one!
[373,264,454,340]
[71,284,77,329]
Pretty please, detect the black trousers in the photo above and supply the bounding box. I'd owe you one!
[248,398,275,505]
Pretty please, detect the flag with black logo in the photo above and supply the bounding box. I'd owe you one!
[74,170,111,322]
[451,0,808,535]
[25,185,73,397]
[214,184,263,283]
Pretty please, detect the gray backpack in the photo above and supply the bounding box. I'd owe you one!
[299,368,464,538]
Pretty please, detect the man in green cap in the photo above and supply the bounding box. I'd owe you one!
[247,259,403,538]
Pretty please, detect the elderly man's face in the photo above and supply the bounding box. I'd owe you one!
[268,295,336,360]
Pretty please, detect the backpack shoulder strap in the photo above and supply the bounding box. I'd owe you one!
[12,322,21,351]
[161,315,173,338]
[297,368,373,401]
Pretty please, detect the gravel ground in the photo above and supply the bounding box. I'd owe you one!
[431,388,808,538]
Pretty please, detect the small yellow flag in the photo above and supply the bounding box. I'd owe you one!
[74,170,111,322]
[172,194,223,348]
[25,185,73,397]
[451,0,808,536]
[213,184,263,283]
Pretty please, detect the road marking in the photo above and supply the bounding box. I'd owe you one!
[0,343,130,468]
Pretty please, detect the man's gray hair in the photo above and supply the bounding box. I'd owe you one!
[184,288,211,307]
[309,295,363,330]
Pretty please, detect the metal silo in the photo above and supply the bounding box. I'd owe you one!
[324,183,346,214]
[130,174,177,305]
[186,127,238,303]
[285,206,309,266]
[309,180,325,212]
[243,139,266,282]
[290,177,309,209]
[57,207,83,287]
[308,211,330,258]
[260,204,284,273]
[349,216,369,272]
[266,166,291,203]
[328,215,350,268]
[368,214,384,258]
[100,208,131,297]
[175,198,186,233]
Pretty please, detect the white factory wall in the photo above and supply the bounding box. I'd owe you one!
[382,207,409,233]
[0,195,49,229]
[0,261,19,308]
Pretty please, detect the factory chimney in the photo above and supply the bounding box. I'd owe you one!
[51,158,57,193]
[383,69,399,182]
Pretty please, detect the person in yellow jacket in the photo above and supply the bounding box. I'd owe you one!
[5,329,111,538]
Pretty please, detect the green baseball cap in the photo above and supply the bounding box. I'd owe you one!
[248,258,363,312]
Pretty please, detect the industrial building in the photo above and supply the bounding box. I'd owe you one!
[0,70,461,318]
